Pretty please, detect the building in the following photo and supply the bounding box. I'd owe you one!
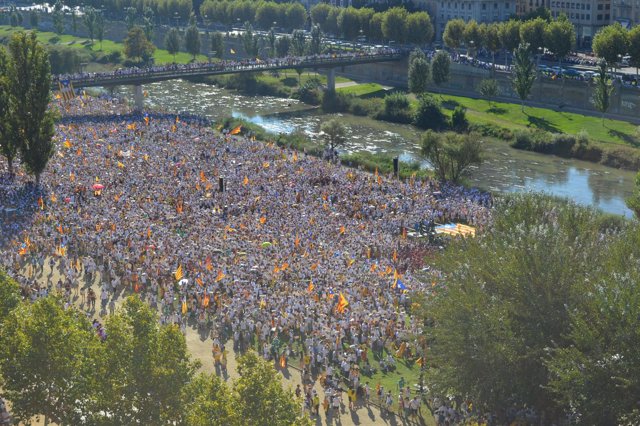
[516,0,548,16]
[434,0,513,38]
[611,0,639,27]
[550,0,611,45]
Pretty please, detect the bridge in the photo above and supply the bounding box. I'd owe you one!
[52,52,404,110]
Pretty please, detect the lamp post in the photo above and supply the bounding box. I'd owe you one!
[173,11,179,30]
[537,46,543,97]
[469,40,475,60]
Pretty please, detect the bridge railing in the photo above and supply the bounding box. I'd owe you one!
[53,52,402,87]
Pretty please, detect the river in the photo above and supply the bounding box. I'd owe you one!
[115,79,637,217]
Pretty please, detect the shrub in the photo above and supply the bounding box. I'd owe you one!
[379,92,413,124]
[414,94,448,130]
[451,106,469,132]
[468,123,514,140]
[321,91,351,113]
[349,98,383,117]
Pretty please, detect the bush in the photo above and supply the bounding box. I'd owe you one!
[379,92,413,124]
[468,123,514,140]
[414,94,448,130]
[294,78,323,105]
[321,91,351,113]
[47,46,88,74]
[451,106,469,132]
[349,98,383,117]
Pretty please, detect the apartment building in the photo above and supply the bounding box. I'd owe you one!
[434,0,513,38]
[611,0,640,27]
[550,0,611,44]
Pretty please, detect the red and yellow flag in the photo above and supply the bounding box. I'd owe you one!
[229,125,242,135]
[174,265,184,281]
[336,292,349,314]
[215,270,225,282]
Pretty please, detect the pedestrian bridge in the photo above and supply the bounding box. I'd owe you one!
[52,52,403,92]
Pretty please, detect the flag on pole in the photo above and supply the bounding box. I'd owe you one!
[58,79,75,101]
[215,270,225,282]
[336,292,349,313]
[174,264,184,281]
[229,125,242,135]
[307,280,314,293]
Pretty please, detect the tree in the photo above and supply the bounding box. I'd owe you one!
[255,2,278,30]
[88,297,200,425]
[628,25,640,74]
[291,29,307,56]
[211,31,224,59]
[183,373,239,425]
[512,42,536,111]
[124,26,156,64]
[420,130,482,181]
[478,78,499,106]
[52,10,65,35]
[143,7,155,41]
[481,22,501,72]
[165,27,181,62]
[185,22,201,59]
[431,50,451,89]
[285,3,306,31]
[276,35,291,58]
[309,24,322,55]
[320,119,347,152]
[519,17,547,53]
[71,10,78,34]
[408,49,430,94]
[29,10,39,29]
[443,18,465,54]
[125,6,137,30]
[419,194,623,423]
[0,47,18,176]
[368,12,384,42]
[499,20,521,66]
[592,58,613,123]
[337,7,360,40]
[406,11,433,46]
[242,22,259,57]
[463,19,481,57]
[83,7,96,44]
[310,3,331,29]
[0,296,97,426]
[382,7,408,44]
[544,15,576,68]
[95,11,105,51]
[0,268,20,325]
[233,351,310,426]
[626,171,640,218]
[414,94,448,130]
[8,32,56,185]
[592,22,629,65]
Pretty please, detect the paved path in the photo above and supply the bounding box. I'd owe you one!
[15,259,433,426]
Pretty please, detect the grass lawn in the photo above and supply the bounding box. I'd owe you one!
[259,70,351,88]
[434,93,639,146]
[338,82,387,97]
[0,25,207,64]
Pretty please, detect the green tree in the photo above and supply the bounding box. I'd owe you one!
[255,2,279,30]
[8,32,56,185]
[143,7,155,41]
[406,11,433,46]
[512,42,536,111]
[95,11,105,51]
[414,94,448,130]
[382,92,412,123]
[478,78,499,106]
[242,22,259,57]
[337,7,361,40]
[88,297,200,425]
[83,7,97,44]
[519,17,547,53]
[165,27,181,62]
[499,20,521,66]
[420,130,482,181]
[291,29,307,56]
[626,171,640,218]
[211,31,224,59]
[285,3,306,31]
[0,296,97,425]
[592,58,613,123]
[125,6,137,30]
[0,47,18,176]
[52,10,65,35]
[463,19,481,57]
[431,50,451,89]
[321,119,347,151]
[628,25,640,73]
[0,268,20,325]
[234,351,310,426]
[276,35,291,57]
[71,10,77,33]
[443,18,465,54]
[124,26,156,64]
[309,24,322,55]
[183,373,239,425]
[367,12,384,42]
[408,49,430,95]
[310,3,331,30]
[592,22,629,65]
[382,7,408,43]
[419,194,616,423]
[29,10,39,29]
[544,15,576,67]
[185,21,201,59]
[481,22,501,72]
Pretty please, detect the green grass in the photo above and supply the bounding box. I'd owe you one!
[259,70,350,88]
[337,82,386,97]
[430,93,639,147]
[0,25,207,64]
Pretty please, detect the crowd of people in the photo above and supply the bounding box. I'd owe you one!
[0,95,492,421]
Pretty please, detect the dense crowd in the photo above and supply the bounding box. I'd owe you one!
[0,95,491,421]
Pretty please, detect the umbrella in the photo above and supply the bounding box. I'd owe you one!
[92,184,104,190]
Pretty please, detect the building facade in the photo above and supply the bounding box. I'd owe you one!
[550,0,611,44]
[611,0,640,27]
[434,0,513,38]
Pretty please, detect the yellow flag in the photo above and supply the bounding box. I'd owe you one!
[243,176,249,186]
[181,300,188,315]
[215,270,225,282]
[307,280,314,293]
[174,264,184,281]
[259,216,267,225]
[63,139,72,148]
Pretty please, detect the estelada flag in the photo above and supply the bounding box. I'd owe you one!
[336,292,349,313]
[229,125,242,135]
[307,280,314,293]
[215,270,225,282]
[174,264,184,281]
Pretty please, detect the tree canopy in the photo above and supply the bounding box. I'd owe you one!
[123,25,155,63]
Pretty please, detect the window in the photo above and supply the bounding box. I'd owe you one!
[597,4,603,9]
[495,2,498,8]
[455,2,458,8]
[482,3,486,8]
[505,2,510,7]
[605,13,610,18]
[586,4,590,9]
[581,4,585,9]
[597,13,603,18]
[581,13,585,18]
[586,13,590,18]
[606,3,610,8]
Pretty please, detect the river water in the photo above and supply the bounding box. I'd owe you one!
[115,79,637,217]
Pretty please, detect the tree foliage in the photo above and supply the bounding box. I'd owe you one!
[165,27,181,61]
[420,130,482,181]
[414,94,448,130]
[320,119,347,152]
[7,31,56,185]
[0,47,17,175]
[499,19,521,54]
[185,22,202,59]
[592,58,613,122]
[408,49,430,95]
[478,78,499,105]
[211,31,224,59]
[512,42,536,110]
[123,25,156,63]
[431,50,451,88]
[626,171,640,219]
[519,17,547,52]
[628,25,640,71]
[420,193,640,424]
[592,22,629,65]
[242,22,259,58]
[544,15,576,64]
[443,18,465,52]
